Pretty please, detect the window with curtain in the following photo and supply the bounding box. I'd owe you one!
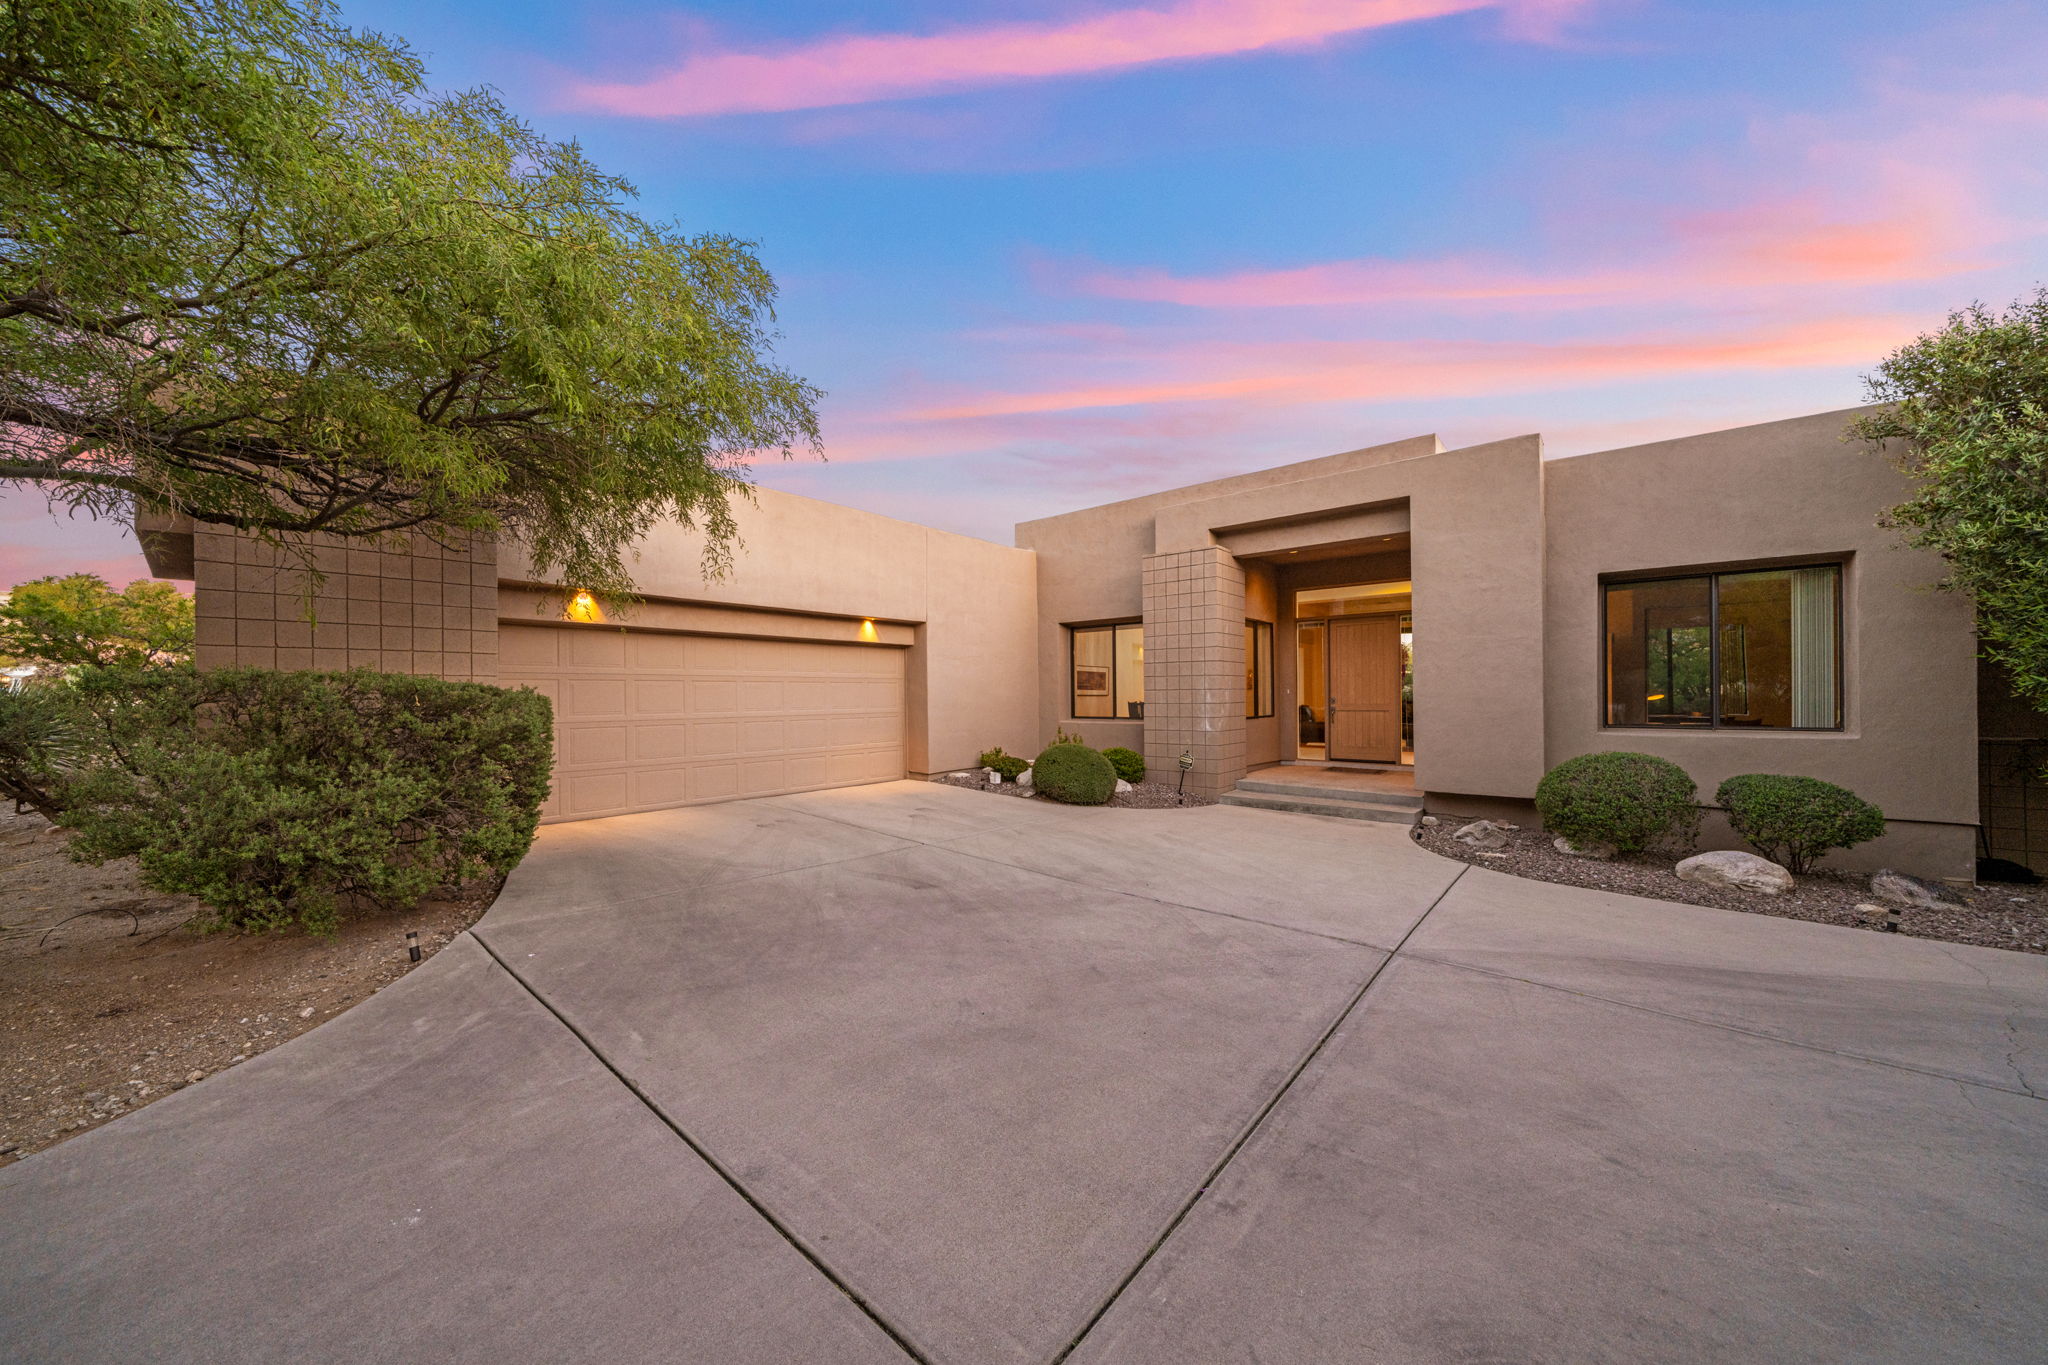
[1070,622,1144,719]
[1603,565,1841,729]
[1245,620,1273,718]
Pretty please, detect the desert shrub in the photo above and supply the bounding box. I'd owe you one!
[1101,746,1146,783]
[1049,725,1088,748]
[0,684,80,820]
[1032,742,1116,805]
[1715,774,1885,875]
[978,748,1029,781]
[57,666,553,932]
[1534,751,1698,855]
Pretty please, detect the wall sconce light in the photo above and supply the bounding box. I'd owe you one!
[567,590,600,623]
[859,618,878,642]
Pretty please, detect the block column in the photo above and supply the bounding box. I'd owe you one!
[1140,546,1246,800]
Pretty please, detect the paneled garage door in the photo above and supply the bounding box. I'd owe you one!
[499,624,905,821]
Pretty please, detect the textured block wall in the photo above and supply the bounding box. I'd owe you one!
[192,529,498,681]
[1140,546,1246,799]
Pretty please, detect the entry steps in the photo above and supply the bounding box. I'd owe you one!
[1217,775,1424,825]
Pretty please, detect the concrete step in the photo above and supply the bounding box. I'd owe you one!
[1230,779,1423,810]
[1217,790,1420,824]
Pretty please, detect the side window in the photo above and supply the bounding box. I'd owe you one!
[1071,623,1144,719]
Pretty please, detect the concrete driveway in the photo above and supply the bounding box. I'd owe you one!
[4,780,2044,1363]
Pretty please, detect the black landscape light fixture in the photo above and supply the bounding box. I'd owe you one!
[406,930,421,963]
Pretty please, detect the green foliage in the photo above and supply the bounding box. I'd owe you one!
[1101,746,1146,783]
[56,665,552,932]
[977,747,1028,781]
[1049,725,1090,748]
[1854,292,2048,716]
[1534,751,1698,855]
[0,684,79,820]
[0,0,818,601]
[1031,742,1115,806]
[0,574,193,669]
[1715,774,1884,875]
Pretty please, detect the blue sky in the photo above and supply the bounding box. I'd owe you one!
[6,0,2046,580]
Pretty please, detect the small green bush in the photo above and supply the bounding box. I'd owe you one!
[1032,742,1116,805]
[1101,746,1146,783]
[1534,751,1698,855]
[0,684,80,821]
[57,666,553,932]
[978,747,1029,781]
[1716,774,1884,875]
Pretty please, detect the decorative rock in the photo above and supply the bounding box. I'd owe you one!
[1870,868,1962,910]
[1675,850,1793,895]
[1114,779,1133,793]
[1451,820,1511,851]
[1553,836,1617,860]
[1419,815,1439,827]
[1015,768,1033,791]
[984,767,1001,786]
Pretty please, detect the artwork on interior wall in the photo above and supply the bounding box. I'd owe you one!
[1074,666,1109,696]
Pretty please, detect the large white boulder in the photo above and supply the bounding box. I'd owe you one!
[1015,767,1033,791]
[1452,820,1511,851]
[1675,850,1793,895]
[1869,868,1961,910]
[1114,779,1133,793]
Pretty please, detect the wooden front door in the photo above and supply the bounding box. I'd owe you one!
[1327,614,1403,763]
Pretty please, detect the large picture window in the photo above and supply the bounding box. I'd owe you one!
[1245,620,1273,719]
[1603,565,1842,729]
[1071,622,1144,719]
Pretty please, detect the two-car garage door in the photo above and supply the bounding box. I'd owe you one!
[499,624,905,821]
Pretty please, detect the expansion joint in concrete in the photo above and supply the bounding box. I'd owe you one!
[1049,864,1472,1363]
[468,929,933,1365]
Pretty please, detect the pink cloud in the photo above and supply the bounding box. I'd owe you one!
[567,0,1535,118]
[901,313,1914,421]
[1066,199,1989,309]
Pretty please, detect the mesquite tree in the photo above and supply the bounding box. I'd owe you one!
[1854,292,2048,714]
[0,0,819,599]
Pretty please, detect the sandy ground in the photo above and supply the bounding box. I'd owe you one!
[0,806,498,1163]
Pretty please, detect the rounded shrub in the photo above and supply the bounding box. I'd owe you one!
[1715,774,1884,875]
[1032,742,1117,805]
[56,666,553,932]
[1534,751,1698,855]
[981,750,1028,781]
[1101,746,1146,783]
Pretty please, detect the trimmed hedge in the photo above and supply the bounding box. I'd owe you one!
[978,747,1029,781]
[1716,774,1884,875]
[1534,751,1698,855]
[1101,746,1146,783]
[1032,742,1116,805]
[57,666,553,933]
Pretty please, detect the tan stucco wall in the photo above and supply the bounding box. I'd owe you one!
[1541,406,1978,879]
[498,486,1039,777]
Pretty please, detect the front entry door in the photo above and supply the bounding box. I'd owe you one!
[1327,614,1403,763]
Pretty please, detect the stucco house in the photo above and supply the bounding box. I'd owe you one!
[138,405,2048,883]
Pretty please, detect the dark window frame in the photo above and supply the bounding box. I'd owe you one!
[1599,563,1845,732]
[1245,619,1274,719]
[1069,621,1144,720]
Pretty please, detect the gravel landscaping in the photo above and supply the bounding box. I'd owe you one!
[0,806,500,1164]
[1416,819,2047,954]
[934,771,1217,809]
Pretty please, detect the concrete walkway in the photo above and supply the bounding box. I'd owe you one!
[3,780,2044,1363]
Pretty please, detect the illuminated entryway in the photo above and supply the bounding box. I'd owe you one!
[1295,581,1413,765]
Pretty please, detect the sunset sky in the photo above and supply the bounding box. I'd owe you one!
[6,0,2045,584]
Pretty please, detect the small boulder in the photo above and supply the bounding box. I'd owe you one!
[1675,850,1793,895]
[1015,767,1033,791]
[1452,820,1511,851]
[1419,815,1440,828]
[1553,835,1617,860]
[1870,868,1962,910]
[983,767,1001,786]
[1114,779,1133,793]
